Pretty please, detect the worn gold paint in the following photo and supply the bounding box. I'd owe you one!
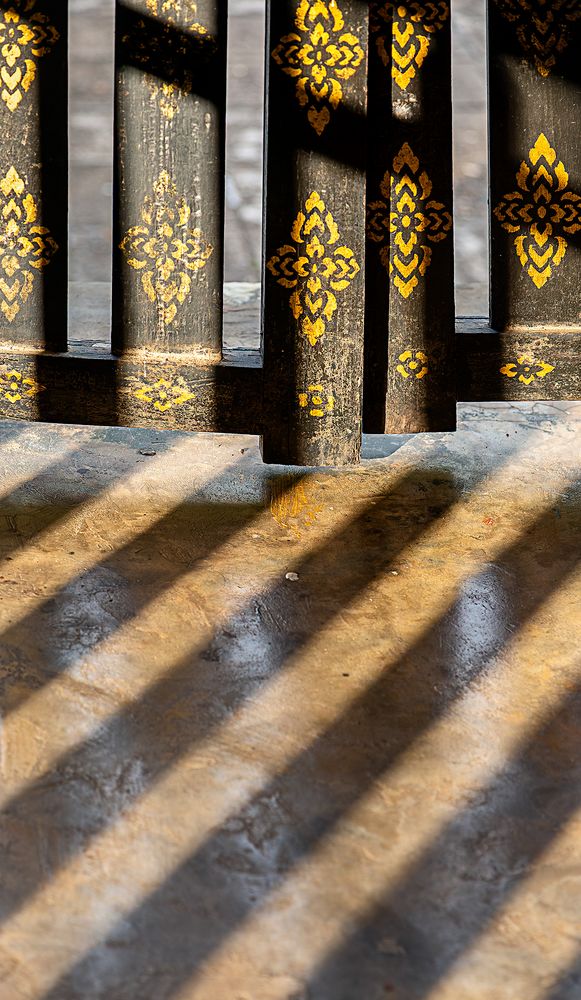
[500,355,554,386]
[267,191,359,346]
[494,134,581,290]
[0,366,44,402]
[367,143,452,299]
[371,2,449,91]
[0,1,59,112]
[120,171,213,327]
[270,474,323,537]
[0,166,58,323]
[396,349,428,380]
[272,0,364,135]
[298,383,335,417]
[133,375,195,412]
[495,0,581,77]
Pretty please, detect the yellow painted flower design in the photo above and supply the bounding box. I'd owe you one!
[133,375,196,412]
[272,0,364,135]
[396,349,428,379]
[494,134,581,289]
[371,1,449,90]
[367,143,452,299]
[0,367,44,402]
[500,355,554,386]
[0,0,59,112]
[495,0,581,77]
[298,383,335,417]
[267,191,360,346]
[0,166,58,323]
[120,171,213,326]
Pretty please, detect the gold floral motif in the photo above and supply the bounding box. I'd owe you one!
[494,134,581,290]
[126,1,212,120]
[267,191,360,346]
[0,166,58,323]
[0,367,44,402]
[367,143,452,299]
[272,0,364,135]
[500,355,554,386]
[396,349,428,379]
[495,0,581,77]
[371,1,449,90]
[120,171,213,326]
[298,383,335,417]
[133,375,196,412]
[0,1,59,112]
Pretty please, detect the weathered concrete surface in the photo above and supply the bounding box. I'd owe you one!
[0,403,580,999]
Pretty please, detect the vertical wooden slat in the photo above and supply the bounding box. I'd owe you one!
[489,0,581,332]
[364,1,456,433]
[261,0,368,467]
[112,0,226,358]
[0,0,67,351]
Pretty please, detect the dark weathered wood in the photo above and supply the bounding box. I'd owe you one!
[365,1,455,433]
[0,0,67,351]
[261,0,368,466]
[489,0,581,331]
[0,348,262,432]
[112,0,226,357]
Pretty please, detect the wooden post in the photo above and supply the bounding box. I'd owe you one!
[112,0,226,358]
[0,0,67,351]
[489,0,581,332]
[364,1,456,433]
[261,0,368,466]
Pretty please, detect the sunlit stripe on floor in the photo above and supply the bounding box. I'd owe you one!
[0,490,577,998]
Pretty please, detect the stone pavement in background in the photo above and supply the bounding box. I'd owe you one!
[70,0,488,311]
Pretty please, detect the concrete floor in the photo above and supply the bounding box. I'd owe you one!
[0,2,579,998]
[1,402,580,999]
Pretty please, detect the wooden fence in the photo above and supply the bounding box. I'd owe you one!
[0,0,578,466]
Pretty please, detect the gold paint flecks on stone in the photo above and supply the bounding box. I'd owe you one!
[0,0,59,112]
[371,1,449,91]
[133,374,196,412]
[0,166,58,323]
[298,382,335,417]
[120,171,213,327]
[367,143,452,299]
[494,134,581,289]
[267,191,360,346]
[0,367,45,403]
[270,474,323,537]
[272,0,364,135]
[396,349,428,379]
[500,355,554,386]
[494,0,581,77]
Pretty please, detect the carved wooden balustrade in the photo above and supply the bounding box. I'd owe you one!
[0,0,578,466]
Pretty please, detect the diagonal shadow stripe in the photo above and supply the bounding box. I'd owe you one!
[546,951,581,1000]
[0,459,472,927]
[34,482,581,999]
[306,678,581,1000]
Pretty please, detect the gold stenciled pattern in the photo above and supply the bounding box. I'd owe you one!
[267,191,360,346]
[494,134,581,289]
[127,1,212,120]
[272,0,364,135]
[396,349,428,379]
[367,143,452,299]
[298,383,335,416]
[495,0,581,77]
[0,0,59,112]
[0,367,44,403]
[121,171,213,327]
[371,1,449,90]
[0,166,58,323]
[133,375,195,412]
[500,355,554,386]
